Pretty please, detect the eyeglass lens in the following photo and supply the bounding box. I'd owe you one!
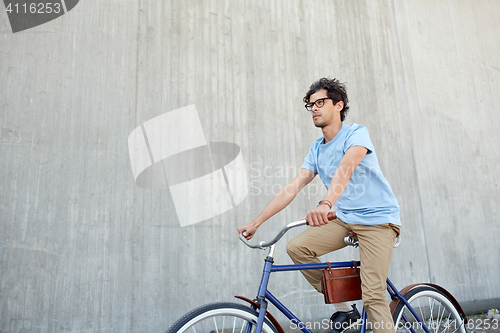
[305,98,327,111]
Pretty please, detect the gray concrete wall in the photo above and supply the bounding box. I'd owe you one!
[1,0,499,332]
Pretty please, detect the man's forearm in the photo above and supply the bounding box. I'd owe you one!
[322,165,352,206]
[322,147,367,207]
[252,184,300,227]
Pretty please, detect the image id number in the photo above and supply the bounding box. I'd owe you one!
[466,318,499,330]
[6,2,62,14]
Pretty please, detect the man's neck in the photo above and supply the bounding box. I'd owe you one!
[322,121,343,143]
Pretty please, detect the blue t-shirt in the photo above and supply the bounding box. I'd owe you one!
[301,123,401,226]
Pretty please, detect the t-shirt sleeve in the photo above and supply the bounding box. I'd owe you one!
[344,125,375,154]
[301,143,318,173]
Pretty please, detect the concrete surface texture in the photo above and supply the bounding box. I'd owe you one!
[1,0,499,332]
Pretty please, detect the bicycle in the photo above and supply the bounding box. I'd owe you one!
[167,212,467,333]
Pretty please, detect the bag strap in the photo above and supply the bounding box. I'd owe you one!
[327,262,332,273]
[352,261,359,272]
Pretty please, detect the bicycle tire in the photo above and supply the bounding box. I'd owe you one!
[392,285,466,333]
[166,302,278,333]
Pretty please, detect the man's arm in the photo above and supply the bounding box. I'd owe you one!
[306,146,368,226]
[237,168,316,239]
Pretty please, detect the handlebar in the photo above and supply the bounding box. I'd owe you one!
[238,212,337,250]
[239,212,401,250]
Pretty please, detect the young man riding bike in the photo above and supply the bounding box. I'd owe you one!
[238,78,401,333]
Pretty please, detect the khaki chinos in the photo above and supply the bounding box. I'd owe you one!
[286,218,400,333]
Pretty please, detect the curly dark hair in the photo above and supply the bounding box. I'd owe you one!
[303,78,350,122]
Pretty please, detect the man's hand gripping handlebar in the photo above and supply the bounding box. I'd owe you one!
[238,212,337,250]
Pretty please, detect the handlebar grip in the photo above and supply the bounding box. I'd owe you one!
[238,232,254,247]
[238,232,266,249]
[327,211,337,221]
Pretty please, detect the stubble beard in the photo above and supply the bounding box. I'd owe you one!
[313,118,326,128]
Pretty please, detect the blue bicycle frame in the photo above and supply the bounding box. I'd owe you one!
[249,253,432,333]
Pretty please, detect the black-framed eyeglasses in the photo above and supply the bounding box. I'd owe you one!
[304,97,331,111]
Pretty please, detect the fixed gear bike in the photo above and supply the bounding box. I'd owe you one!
[167,212,468,333]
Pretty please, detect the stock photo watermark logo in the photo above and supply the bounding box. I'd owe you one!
[248,162,370,198]
[3,0,79,33]
[128,105,248,227]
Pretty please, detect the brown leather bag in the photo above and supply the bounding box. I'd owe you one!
[321,261,362,304]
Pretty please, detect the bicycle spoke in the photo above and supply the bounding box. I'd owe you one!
[214,317,219,333]
[428,297,437,333]
[437,304,446,332]
[416,296,425,324]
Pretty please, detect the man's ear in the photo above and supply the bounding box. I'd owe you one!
[335,101,344,111]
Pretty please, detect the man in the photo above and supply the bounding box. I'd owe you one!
[237,77,401,333]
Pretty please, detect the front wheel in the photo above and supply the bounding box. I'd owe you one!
[392,286,466,333]
[167,302,278,333]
